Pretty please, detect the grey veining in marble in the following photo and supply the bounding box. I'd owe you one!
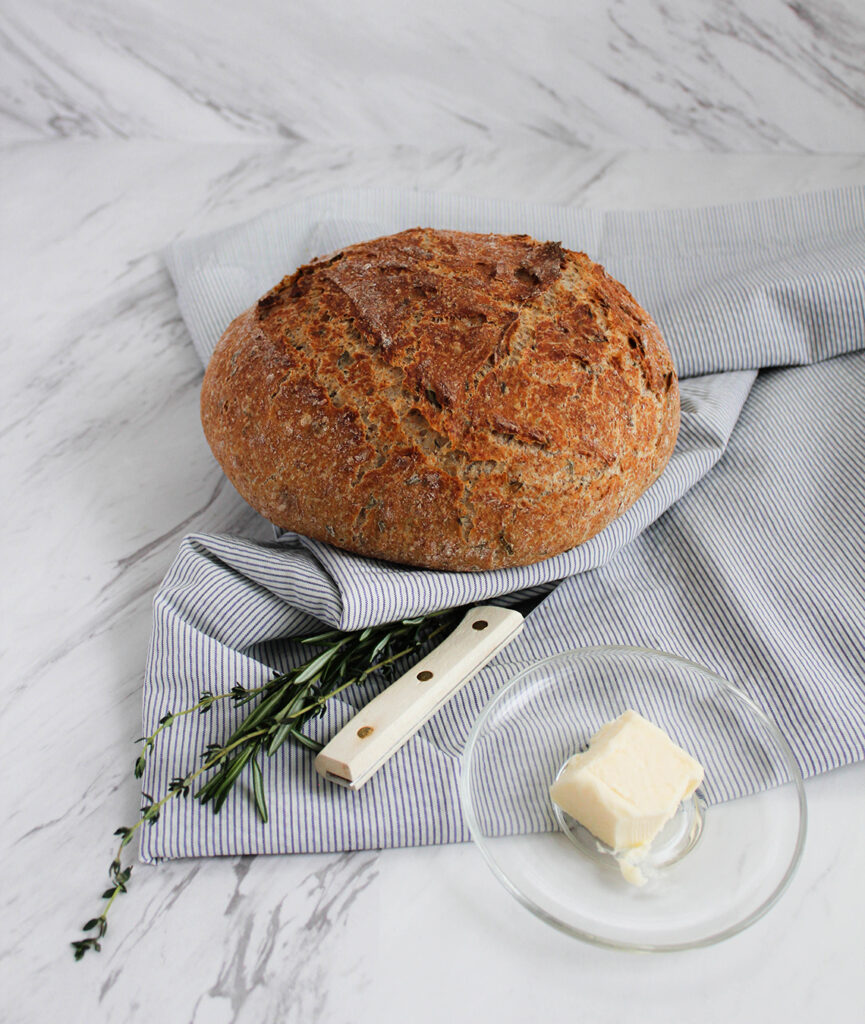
[1,0,864,149]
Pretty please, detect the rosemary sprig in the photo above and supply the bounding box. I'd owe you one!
[72,606,464,960]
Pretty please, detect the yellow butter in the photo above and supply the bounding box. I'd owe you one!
[550,709,704,879]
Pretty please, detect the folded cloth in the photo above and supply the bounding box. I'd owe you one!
[140,187,865,862]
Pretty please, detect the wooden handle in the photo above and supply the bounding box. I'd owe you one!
[314,605,524,790]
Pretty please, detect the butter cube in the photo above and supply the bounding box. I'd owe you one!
[550,709,704,854]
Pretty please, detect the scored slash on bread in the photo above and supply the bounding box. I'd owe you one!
[200,228,679,571]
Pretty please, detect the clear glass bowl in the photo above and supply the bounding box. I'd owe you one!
[459,646,807,952]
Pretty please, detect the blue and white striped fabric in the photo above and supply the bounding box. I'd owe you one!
[141,187,865,861]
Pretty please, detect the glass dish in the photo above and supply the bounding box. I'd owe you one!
[459,646,806,952]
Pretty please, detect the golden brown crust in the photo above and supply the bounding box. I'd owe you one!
[201,228,680,570]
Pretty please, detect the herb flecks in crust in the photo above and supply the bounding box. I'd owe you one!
[201,229,680,570]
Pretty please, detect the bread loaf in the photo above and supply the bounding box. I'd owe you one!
[201,228,679,571]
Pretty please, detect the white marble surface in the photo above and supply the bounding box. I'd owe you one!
[2,140,865,1024]
[3,4,865,1018]
[2,0,865,150]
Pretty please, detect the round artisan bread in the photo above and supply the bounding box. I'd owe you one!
[201,228,679,571]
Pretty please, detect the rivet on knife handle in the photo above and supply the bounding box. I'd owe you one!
[314,605,524,790]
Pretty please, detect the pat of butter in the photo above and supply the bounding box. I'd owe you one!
[550,710,704,873]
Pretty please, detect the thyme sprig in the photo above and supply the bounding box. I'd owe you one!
[72,607,464,960]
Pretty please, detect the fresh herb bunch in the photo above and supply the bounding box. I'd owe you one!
[72,606,464,961]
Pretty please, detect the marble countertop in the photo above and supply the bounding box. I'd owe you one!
[3,141,864,1024]
[2,2,865,1022]
[3,0,865,150]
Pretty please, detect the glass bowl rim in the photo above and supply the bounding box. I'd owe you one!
[458,643,808,953]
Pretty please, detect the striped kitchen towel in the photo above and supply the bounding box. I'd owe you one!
[141,187,865,861]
